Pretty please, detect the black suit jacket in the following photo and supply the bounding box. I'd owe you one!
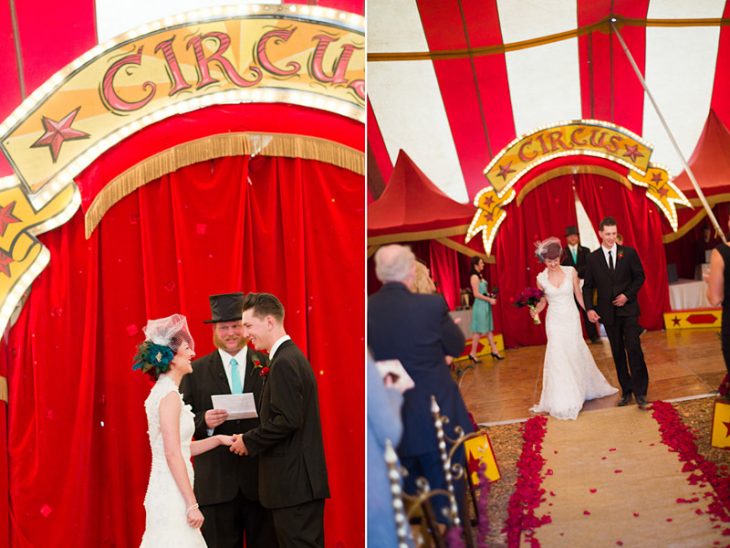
[561,244,591,278]
[368,282,473,457]
[180,347,266,505]
[582,245,645,325]
[243,339,330,509]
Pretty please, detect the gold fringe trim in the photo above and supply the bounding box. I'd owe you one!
[0,376,6,403]
[367,225,471,246]
[85,133,364,238]
[516,165,632,206]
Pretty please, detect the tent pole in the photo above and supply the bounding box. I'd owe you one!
[611,20,726,244]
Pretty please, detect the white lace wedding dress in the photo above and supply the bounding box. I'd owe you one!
[140,375,206,547]
[531,266,618,420]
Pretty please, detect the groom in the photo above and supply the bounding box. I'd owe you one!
[583,217,649,408]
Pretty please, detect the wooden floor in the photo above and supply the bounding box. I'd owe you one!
[458,329,727,425]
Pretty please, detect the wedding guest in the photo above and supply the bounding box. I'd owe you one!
[367,355,413,547]
[468,256,502,362]
[230,293,329,547]
[561,226,600,344]
[180,293,275,548]
[706,218,730,391]
[368,244,474,527]
[414,260,437,294]
[135,314,236,546]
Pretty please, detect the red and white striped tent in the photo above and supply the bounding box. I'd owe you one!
[368,0,730,345]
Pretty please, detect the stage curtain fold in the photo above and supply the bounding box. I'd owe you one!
[428,240,460,310]
[1,155,363,547]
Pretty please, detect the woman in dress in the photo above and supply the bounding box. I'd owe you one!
[468,256,503,362]
[529,238,618,420]
[134,314,235,547]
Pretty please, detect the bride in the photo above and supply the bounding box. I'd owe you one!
[133,314,235,546]
[529,238,618,420]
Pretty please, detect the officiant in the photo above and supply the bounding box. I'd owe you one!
[180,292,276,548]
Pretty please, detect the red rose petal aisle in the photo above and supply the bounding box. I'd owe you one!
[523,405,726,547]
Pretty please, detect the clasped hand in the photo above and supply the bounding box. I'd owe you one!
[230,434,248,456]
[612,293,628,307]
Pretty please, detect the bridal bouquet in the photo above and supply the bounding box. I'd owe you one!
[515,287,544,325]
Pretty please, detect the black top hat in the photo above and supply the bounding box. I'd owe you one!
[204,292,244,323]
[565,225,579,236]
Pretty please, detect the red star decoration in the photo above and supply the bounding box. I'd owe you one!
[484,211,494,223]
[651,172,663,183]
[31,107,90,163]
[622,144,644,163]
[496,162,516,180]
[0,202,20,236]
[0,249,12,277]
[671,316,681,326]
[657,187,669,198]
[482,195,494,208]
[723,421,730,438]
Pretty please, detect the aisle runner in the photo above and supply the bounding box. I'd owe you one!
[532,406,724,547]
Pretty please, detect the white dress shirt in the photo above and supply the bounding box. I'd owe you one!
[269,335,291,361]
[601,244,617,269]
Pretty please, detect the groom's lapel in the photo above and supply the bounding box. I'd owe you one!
[595,248,612,279]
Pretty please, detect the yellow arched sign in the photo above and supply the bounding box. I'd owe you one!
[0,5,364,348]
[467,120,691,256]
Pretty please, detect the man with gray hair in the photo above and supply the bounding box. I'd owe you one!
[374,244,417,286]
[369,244,473,526]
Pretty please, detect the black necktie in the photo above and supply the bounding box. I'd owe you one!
[608,250,614,271]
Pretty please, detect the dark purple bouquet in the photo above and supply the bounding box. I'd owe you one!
[515,287,545,325]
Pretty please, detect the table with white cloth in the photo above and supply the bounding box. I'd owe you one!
[668,278,711,310]
[450,309,473,338]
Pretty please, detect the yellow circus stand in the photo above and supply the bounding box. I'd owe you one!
[663,308,721,330]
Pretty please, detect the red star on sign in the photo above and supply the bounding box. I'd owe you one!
[622,144,644,163]
[484,211,494,222]
[724,421,730,438]
[496,162,516,180]
[0,249,12,277]
[31,107,90,163]
[651,172,663,183]
[658,186,669,198]
[671,316,681,326]
[0,202,20,236]
[482,195,494,208]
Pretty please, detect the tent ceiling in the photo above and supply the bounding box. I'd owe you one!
[368,0,730,204]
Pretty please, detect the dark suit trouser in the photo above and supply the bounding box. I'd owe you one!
[604,315,648,397]
[201,491,276,548]
[575,298,599,340]
[271,499,325,548]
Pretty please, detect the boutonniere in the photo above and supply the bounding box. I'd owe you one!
[252,356,270,378]
[617,250,625,261]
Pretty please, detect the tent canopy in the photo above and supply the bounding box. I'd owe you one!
[368,149,475,239]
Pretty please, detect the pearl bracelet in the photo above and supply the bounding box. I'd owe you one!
[186,503,199,514]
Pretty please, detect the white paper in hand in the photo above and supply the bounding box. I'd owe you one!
[375,359,415,393]
[211,393,258,420]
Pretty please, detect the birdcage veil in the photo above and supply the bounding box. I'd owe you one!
[534,237,563,263]
[143,313,194,352]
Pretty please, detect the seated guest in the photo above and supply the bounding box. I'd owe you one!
[368,244,474,526]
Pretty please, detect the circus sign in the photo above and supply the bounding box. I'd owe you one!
[467,120,691,256]
[0,4,364,196]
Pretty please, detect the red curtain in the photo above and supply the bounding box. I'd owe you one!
[492,173,669,347]
[428,241,460,310]
[2,155,364,547]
